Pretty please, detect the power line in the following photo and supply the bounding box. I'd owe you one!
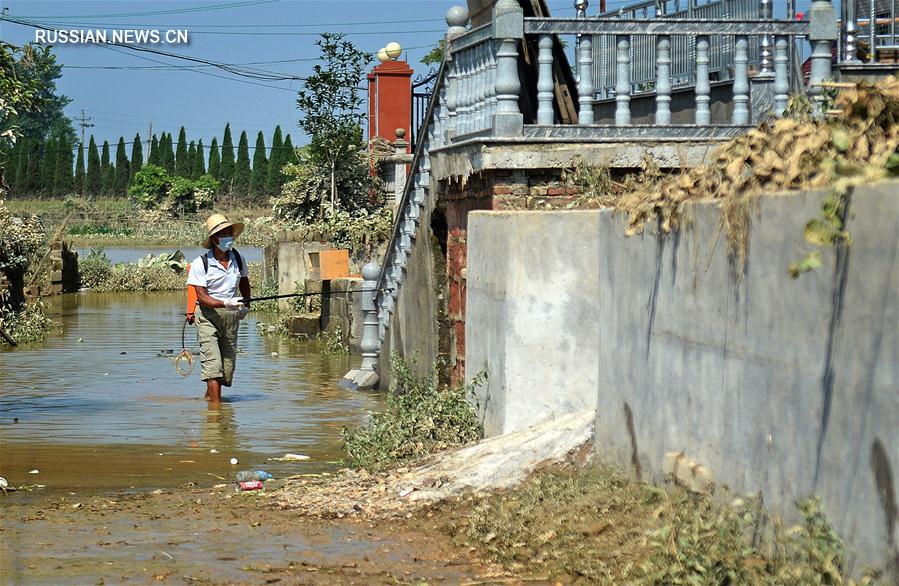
[13,0,282,20]
[4,16,376,90]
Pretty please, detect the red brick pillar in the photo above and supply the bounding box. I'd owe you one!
[367,60,414,152]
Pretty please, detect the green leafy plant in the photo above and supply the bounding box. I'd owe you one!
[0,297,60,344]
[342,354,484,470]
[77,247,111,289]
[319,326,348,355]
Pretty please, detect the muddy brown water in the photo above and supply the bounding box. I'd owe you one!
[0,290,384,497]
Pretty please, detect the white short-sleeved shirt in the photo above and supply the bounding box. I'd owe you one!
[186,250,248,301]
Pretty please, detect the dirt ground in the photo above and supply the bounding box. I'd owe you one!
[0,484,510,585]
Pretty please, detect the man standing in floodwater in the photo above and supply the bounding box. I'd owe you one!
[186,213,251,403]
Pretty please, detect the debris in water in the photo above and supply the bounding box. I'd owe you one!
[210,449,219,454]
[271,453,310,462]
[271,352,278,357]
[28,469,39,474]
[77,337,84,343]
[120,351,126,355]
[0,477,7,490]
[230,458,239,465]
[238,480,264,491]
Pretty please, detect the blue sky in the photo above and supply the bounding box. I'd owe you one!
[0,0,579,151]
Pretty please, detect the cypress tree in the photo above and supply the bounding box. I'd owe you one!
[283,134,294,164]
[25,141,41,194]
[41,137,57,195]
[100,140,115,195]
[115,137,130,195]
[53,138,73,195]
[265,126,284,195]
[174,126,188,177]
[148,134,159,166]
[186,141,196,178]
[208,137,221,180]
[192,139,206,178]
[4,141,19,188]
[249,131,267,198]
[220,123,235,192]
[130,133,143,180]
[233,131,251,197]
[74,141,85,195]
[85,136,101,196]
[14,138,29,192]
[162,132,175,174]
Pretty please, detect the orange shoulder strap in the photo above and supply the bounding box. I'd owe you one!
[186,261,199,316]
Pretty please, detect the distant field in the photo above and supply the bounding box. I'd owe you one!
[5,197,275,247]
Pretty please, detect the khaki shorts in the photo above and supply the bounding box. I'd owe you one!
[197,306,240,387]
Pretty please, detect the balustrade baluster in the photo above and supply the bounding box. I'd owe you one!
[486,41,497,124]
[537,34,554,124]
[655,35,672,124]
[808,0,838,112]
[732,35,750,124]
[615,35,631,125]
[578,34,595,124]
[773,35,789,114]
[444,5,468,139]
[493,0,524,136]
[695,35,711,125]
[759,0,773,74]
[477,44,487,131]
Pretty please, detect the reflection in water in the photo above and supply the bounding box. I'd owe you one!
[201,402,237,453]
[0,291,384,491]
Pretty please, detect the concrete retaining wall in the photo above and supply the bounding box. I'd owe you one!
[464,180,898,574]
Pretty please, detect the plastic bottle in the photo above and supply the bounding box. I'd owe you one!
[236,470,273,482]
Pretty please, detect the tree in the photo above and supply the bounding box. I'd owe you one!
[174,126,188,177]
[162,132,175,174]
[3,43,75,144]
[41,137,57,195]
[130,133,143,180]
[265,125,284,195]
[148,134,159,166]
[250,131,267,198]
[12,139,30,191]
[100,140,114,195]
[3,141,20,187]
[220,123,235,192]
[283,134,294,163]
[208,137,221,180]
[53,137,73,195]
[233,131,251,197]
[295,33,370,213]
[186,140,196,178]
[85,136,100,195]
[114,137,130,195]
[73,141,85,194]
[1,42,45,150]
[192,139,206,179]
[25,140,41,194]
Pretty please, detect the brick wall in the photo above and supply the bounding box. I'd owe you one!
[442,169,582,384]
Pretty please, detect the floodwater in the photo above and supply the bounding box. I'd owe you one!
[74,245,264,265]
[0,291,383,496]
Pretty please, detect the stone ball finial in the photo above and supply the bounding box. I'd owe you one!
[446,5,469,28]
[376,48,389,62]
[385,41,402,60]
[574,0,589,11]
[395,128,406,139]
[362,262,381,281]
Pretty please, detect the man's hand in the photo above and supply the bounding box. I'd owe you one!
[237,306,250,320]
[186,313,195,325]
[223,297,243,309]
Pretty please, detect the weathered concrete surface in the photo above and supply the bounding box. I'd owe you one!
[593,182,898,575]
[463,180,898,575]
[322,277,364,353]
[430,140,725,182]
[465,210,601,436]
[274,240,332,311]
[377,187,443,387]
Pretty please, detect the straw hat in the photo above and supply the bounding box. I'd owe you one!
[201,213,245,248]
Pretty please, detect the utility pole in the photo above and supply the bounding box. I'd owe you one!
[147,121,153,158]
[75,109,93,148]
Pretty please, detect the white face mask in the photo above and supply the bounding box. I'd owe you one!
[216,236,235,252]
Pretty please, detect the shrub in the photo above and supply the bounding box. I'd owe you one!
[0,299,60,344]
[0,198,45,273]
[342,354,484,470]
[78,247,111,289]
[128,164,171,209]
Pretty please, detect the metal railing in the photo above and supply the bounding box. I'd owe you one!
[842,0,899,62]
[592,0,762,98]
